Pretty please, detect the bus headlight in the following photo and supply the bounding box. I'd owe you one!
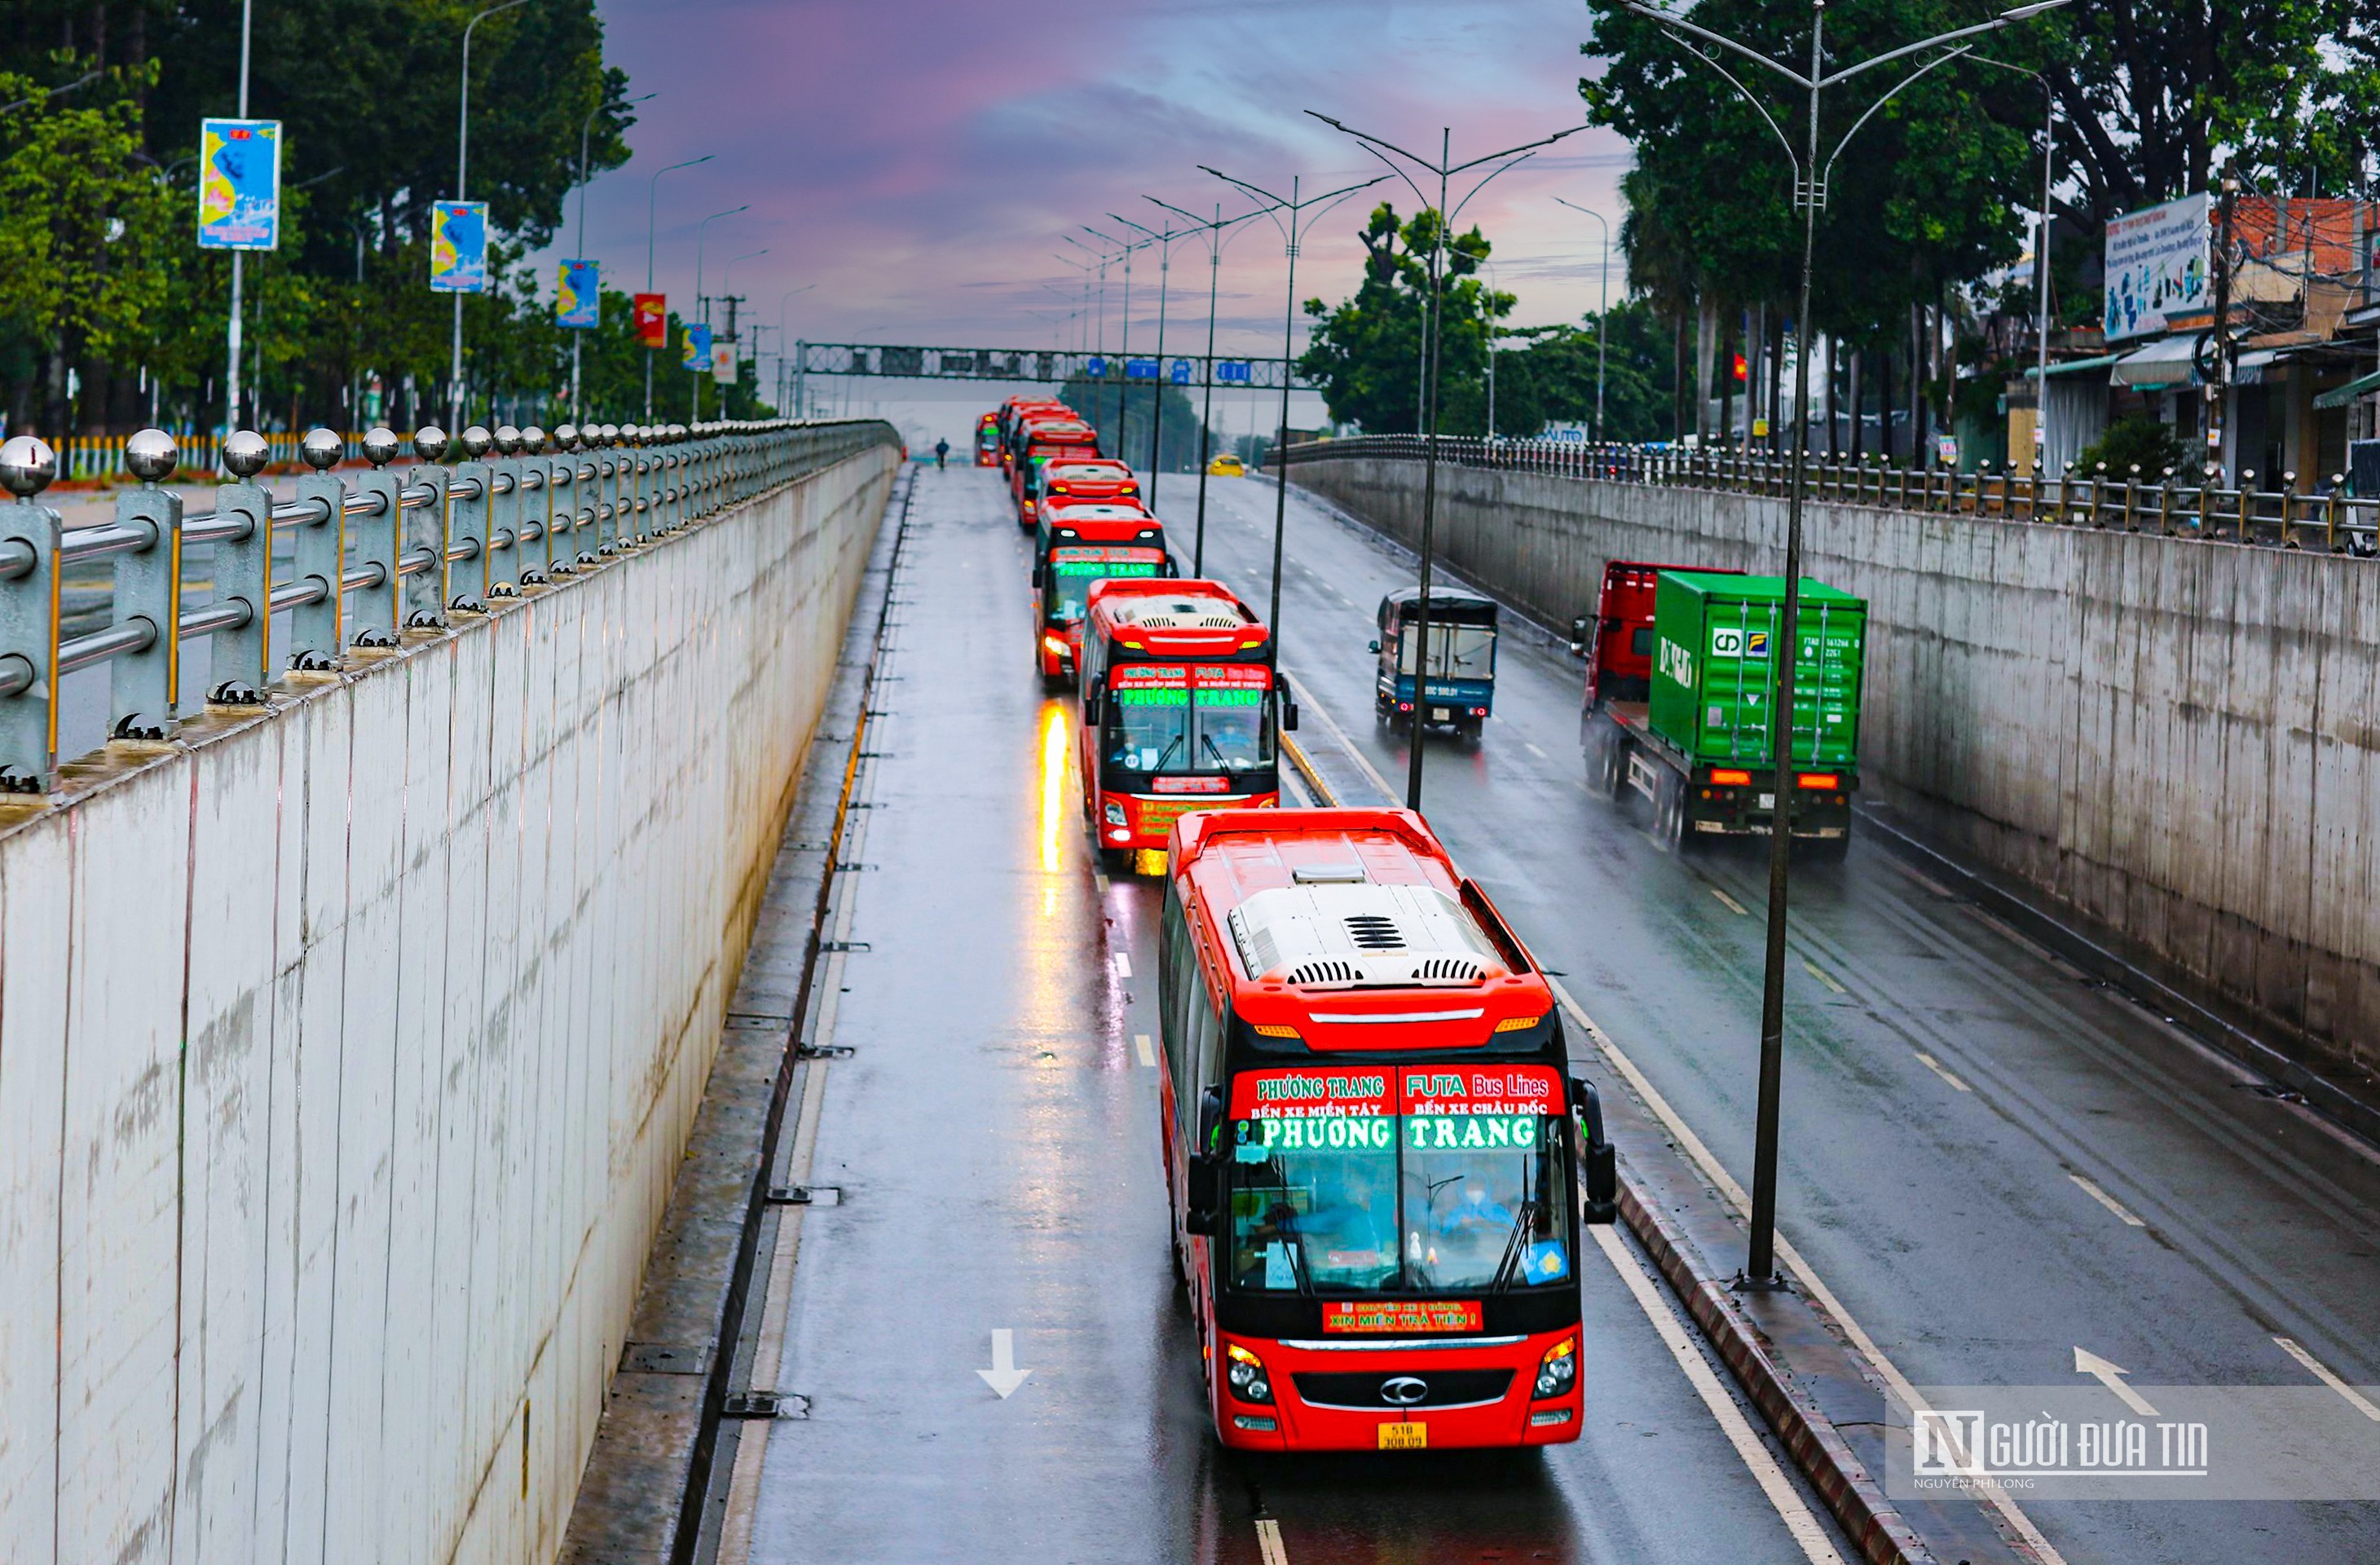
[1225,1343,1274,1405]
[1532,1337,1577,1400]
[1104,802,1128,827]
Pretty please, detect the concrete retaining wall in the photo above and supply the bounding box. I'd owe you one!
[1284,456,2380,1092]
[0,439,899,1565]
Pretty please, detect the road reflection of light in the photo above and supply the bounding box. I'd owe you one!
[1038,699,1068,881]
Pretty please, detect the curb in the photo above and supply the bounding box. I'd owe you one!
[1615,1172,1924,1565]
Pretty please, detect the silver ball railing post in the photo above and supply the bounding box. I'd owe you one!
[110,430,186,740]
[407,425,455,628]
[289,427,350,668]
[208,429,276,704]
[0,434,63,791]
[349,428,406,648]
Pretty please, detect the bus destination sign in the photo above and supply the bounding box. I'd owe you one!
[1321,1299,1486,1334]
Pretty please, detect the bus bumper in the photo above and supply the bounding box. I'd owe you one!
[1099,791,1276,859]
[1213,1329,1582,1452]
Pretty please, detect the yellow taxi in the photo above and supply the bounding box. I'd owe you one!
[1205,452,1245,478]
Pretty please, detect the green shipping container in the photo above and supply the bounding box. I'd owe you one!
[1647,571,1866,770]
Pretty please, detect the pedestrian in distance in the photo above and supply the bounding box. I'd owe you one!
[934,437,950,470]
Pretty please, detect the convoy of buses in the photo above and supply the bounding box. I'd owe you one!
[986,393,1620,1454]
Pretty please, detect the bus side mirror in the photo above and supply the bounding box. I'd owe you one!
[1571,1075,1618,1225]
[1031,563,1044,588]
[1282,702,1299,734]
[1186,1086,1227,1235]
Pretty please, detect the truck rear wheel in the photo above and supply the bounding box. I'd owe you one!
[1655,768,1692,853]
[1585,721,1627,800]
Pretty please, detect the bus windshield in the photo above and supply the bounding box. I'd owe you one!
[1226,1065,1572,1298]
[1395,622,1497,680]
[1105,663,1273,775]
[1046,547,1164,624]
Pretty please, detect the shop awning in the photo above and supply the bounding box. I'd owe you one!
[2110,336,2198,388]
[2022,352,2122,380]
[2314,367,2380,410]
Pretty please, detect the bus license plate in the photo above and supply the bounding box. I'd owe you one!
[1378,1422,1427,1450]
[1430,707,1450,722]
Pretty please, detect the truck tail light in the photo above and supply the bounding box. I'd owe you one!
[1710,768,1752,787]
[1796,773,1840,790]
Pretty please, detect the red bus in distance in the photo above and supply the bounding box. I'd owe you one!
[1078,578,1280,872]
[1032,503,1167,683]
[1158,809,1619,1453]
[997,396,1069,478]
[1012,417,1102,527]
[1025,455,1139,518]
[975,411,1001,466]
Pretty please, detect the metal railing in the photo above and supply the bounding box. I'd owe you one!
[0,416,897,793]
[1272,434,2380,555]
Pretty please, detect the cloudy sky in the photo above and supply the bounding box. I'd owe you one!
[566,0,1633,370]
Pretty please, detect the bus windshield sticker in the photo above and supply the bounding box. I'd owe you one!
[1320,1299,1484,1334]
[1051,546,1164,564]
[1231,1068,1392,1119]
[1399,1065,1562,1116]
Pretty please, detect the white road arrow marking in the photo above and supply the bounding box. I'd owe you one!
[2074,1347,2159,1417]
[976,1329,1032,1398]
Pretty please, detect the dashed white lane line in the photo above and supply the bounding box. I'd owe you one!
[1800,958,1847,994]
[1525,741,1549,759]
[1913,1051,1972,1092]
[1709,886,1749,916]
[2272,1337,2380,1422]
[1135,1032,1156,1068]
[1254,1517,1289,1565]
[2069,1172,2147,1228]
[1111,951,1132,979]
[1589,1225,1846,1565]
[1545,976,2070,1565]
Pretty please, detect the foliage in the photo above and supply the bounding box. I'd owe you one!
[2074,413,2184,478]
[1297,202,1509,436]
[1495,299,1679,443]
[1056,374,1206,471]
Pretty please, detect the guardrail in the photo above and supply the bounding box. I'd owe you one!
[1272,434,2380,554]
[0,417,898,794]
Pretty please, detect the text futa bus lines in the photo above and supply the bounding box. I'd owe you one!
[1158,809,1620,1453]
[1031,504,1169,682]
[1077,579,1285,871]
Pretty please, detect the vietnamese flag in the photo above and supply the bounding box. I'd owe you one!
[634,293,668,348]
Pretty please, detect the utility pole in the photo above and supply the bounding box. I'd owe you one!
[1148,196,1280,575]
[2206,170,2239,482]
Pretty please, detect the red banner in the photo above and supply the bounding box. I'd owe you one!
[1321,1298,1483,1335]
[633,293,668,348]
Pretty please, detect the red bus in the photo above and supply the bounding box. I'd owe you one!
[1031,502,1168,682]
[997,397,1069,478]
[1025,454,1139,518]
[1077,579,1283,873]
[975,411,1001,466]
[1012,417,1102,527]
[1158,808,1619,1453]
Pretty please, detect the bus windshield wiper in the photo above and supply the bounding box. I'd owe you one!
[1273,1208,1316,1297]
[1202,732,1235,771]
[1153,734,1183,772]
[1488,1200,1540,1293]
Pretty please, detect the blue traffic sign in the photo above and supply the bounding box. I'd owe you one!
[1086,356,1107,378]
[1216,361,1252,384]
[1126,358,1159,380]
[1170,359,1193,384]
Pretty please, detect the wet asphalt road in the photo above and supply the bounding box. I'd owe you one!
[735,465,1847,1564]
[1179,471,2380,1563]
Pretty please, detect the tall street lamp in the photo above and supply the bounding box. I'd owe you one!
[778,283,814,413]
[1063,233,1116,443]
[1086,226,1152,460]
[1305,113,1588,813]
[450,0,531,430]
[571,88,656,421]
[1968,55,2059,465]
[1615,0,2070,1287]
[1201,166,1389,643]
[1553,197,1614,444]
[1148,196,1280,575]
[1111,212,1192,502]
[223,0,254,444]
[691,205,750,421]
[644,153,712,419]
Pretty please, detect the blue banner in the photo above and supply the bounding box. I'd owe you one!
[1126,358,1158,380]
[556,258,600,328]
[681,322,712,371]
[429,201,488,293]
[1216,361,1252,384]
[196,118,280,251]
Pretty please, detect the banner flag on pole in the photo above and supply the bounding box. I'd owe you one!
[633,293,668,347]
[196,118,281,250]
[681,322,712,370]
[712,341,738,385]
[429,201,489,293]
[557,259,600,328]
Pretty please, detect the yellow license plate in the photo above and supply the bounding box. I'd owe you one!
[1377,1422,1427,1450]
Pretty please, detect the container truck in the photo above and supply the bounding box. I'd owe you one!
[1577,565,1866,857]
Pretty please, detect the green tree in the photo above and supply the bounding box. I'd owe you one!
[1297,202,1510,437]
[1496,299,1679,443]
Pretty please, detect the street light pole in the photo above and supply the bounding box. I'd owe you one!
[1148,196,1278,575]
[1618,0,2069,1285]
[1201,167,1391,644]
[223,0,253,444]
[1554,197,1613,444]
[690,205,749,422]
[1087,227,1149,461]
[1970,57,2057,465]
[571,89,656,421]
[1113,213,1191,504]
[450,0,531,430]
[1306,112,1589,813]
[644,153,712,421]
